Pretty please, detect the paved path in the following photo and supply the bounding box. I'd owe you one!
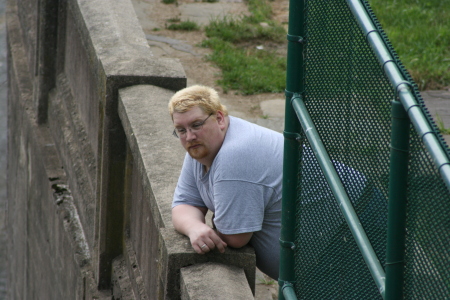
[421,90,450,145]
[257,92,450,145]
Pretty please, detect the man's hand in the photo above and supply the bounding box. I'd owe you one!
[172,204,227,254]
[187,222,227,254]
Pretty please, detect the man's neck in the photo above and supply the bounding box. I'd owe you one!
[199,115,230,174]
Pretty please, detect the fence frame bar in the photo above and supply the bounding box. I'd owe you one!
[278,0,304,296]
[291,95,387,298]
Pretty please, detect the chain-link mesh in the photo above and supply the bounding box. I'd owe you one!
[292,0,450,298]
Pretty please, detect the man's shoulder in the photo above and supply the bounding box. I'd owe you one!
[228,116,283,141]
[213,117,284,175]
[229,115,281,132]
[223,116,283,155]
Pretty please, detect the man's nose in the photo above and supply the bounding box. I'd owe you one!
[185,129,197,141]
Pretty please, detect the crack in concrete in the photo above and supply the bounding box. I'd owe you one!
[146,34,200,56]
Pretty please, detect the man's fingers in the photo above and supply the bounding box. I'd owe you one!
[210,236,227,253]
[189,227,227,254]
[200,243,210,253]
[194,238,226,254]
[193,243,206,254]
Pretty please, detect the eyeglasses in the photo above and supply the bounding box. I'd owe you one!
[172,113,213,138]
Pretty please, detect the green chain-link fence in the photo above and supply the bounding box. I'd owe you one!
[279,0,450,299]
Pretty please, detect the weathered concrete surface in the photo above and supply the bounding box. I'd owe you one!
[146,34,201,57]
[73,0,186,80]
[0,0,7,297]
[178,1,249,26]
[61,0,186,289]
[180,262,254,300]
[6,0,188,297]
[118,84,184,229]
[112,255,137,299]
[421,90,450,145]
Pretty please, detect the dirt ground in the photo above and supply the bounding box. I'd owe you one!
[131,0,289,120]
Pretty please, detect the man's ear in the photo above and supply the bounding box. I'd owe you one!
[216,111,226,129]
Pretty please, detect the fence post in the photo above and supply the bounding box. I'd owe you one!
[386,100,410,299]
[278,0,304,297]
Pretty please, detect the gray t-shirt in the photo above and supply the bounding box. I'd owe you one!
[173,116,283,279]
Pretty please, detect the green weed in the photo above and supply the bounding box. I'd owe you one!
[167,17,181,23]
[205,16,285,43]
[436,114,450,135]
[167,20,199,31]
[256,275,276,285]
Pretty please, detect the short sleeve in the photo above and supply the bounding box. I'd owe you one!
[172,154,206,208]
[212,180,275,234]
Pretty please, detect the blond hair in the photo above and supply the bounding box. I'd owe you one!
[168,85,228,117]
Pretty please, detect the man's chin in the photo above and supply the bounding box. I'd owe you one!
[188,148,208,160]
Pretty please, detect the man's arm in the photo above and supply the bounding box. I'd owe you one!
[172,204,227,254]
[217,232,253,248]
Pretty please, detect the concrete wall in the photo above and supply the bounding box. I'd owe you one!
[6,0,255,298]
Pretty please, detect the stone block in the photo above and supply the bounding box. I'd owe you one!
[180,262,254,300]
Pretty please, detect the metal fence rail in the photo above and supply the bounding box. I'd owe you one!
[279,0,450,299]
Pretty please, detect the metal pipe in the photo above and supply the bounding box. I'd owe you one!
[278,0,305,297]
[282,282,299,300]
[346,0,450,191]
[385,101,410,299]
[291,95,386,298]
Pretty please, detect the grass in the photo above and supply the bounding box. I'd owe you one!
[167,20,199,31]
[205,16,285,44]
[202,0,287,94]
[202,38,286,94]
[368,0,450,90]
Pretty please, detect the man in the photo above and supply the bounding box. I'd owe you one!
[169,85,283,279]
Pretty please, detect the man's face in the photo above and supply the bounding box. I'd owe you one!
[172,106,226,166]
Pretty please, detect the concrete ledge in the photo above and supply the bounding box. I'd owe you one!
[118,84,185,228]
[180,262,254,300]
[160,229,256,299]
[69,0,186,84]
